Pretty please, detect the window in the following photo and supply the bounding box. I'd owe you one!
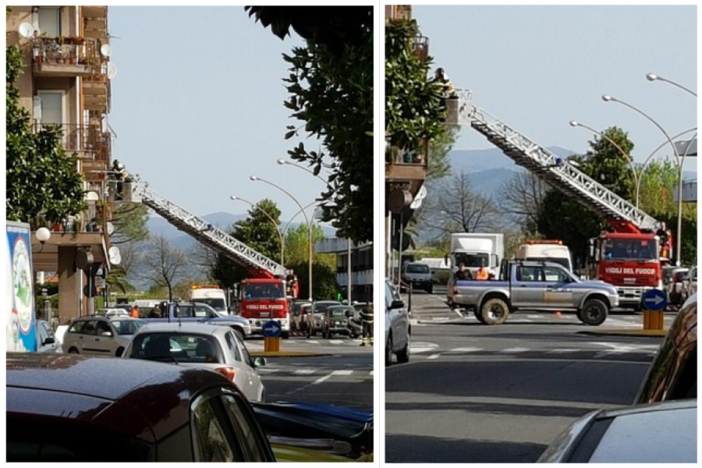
[111,320,144,336]
[38,323,49,345]
[543,267,569,283]
[225,331,241,362]
[191,394,243,462]
[95,321,112,336]
[405,263,430,274]
[36,91,64,125]
[130,334,223,364]
[221,394,268,461]
[516,266,542,282]
[37,7,61,37]
[81,321,98,335]
[68,321,85,334]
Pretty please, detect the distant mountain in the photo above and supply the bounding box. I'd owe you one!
[448,146,576,174]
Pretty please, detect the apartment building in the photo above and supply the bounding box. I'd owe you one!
[315,238,374,303]
[385,5,431,278]
[7,6,114,324]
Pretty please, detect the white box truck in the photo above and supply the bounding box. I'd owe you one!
[190,285,229,316]
[447,233,504,278]
[516,240,573,272]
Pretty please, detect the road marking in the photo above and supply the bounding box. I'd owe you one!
[450,347,483,353]
[257,368,279,374]
[547,349,581,354]
[331,370,354,376]
[500,347,530,353]
[312,374,333,385]
[329,339,344,344]
[428,353,441,360]
[294,369,316,375]
[307,340,319,344]
[411,342,439,354]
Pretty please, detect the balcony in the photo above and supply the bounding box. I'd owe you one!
[32,37,107,78]
[385,145,428,183]
[336,270,374,287]
[83,75,111,113]
[34,123,111,163]
[413,35,429,62]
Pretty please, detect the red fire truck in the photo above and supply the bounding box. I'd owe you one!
[238,273,298,339]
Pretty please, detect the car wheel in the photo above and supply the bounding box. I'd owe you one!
[427,285,433,294]
[386,334,393,366]
[115,347,124,357]
[68,347,79,354]
[396,334,410,363]
[259,390,266,403]
[480,298,510,325]
[578,298,608,326]
[473,309,486,324]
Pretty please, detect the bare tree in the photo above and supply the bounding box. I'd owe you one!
[190,241,219,279]
[431,170,499,234]
[137,235,188,301]
[500,171,547,231]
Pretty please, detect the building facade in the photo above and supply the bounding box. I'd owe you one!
[315,238,374,304]
[7,6,114,324]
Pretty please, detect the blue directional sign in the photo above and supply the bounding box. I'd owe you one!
[643,289,667,311]
[262,320,282,338]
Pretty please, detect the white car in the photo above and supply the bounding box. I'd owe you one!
[63,316,145,357]
[538,399,696,463]
[385,279,411,365]
[685,266,697,299]
[123,322,267,402]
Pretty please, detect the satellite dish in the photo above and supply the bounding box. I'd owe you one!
[109,246,121,266]
[106,222,115,235]
[18,22,35,39]
[106,62,118,79]
[100,44,112,57]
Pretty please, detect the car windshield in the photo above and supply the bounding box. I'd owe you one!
[111,320,145,336]
[406,264,430,273]
[329,307,349,317]
[242,283,285,300]
[129,333,223,364]
[602,238,658,260]
[314,302,340,314]
[193,298,226,310]
[454,253,489,268]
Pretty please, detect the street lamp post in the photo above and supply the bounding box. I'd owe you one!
[250,175,314,301]
[230,195,285,266]
[276,159,347,302]
[602,94,684,265]
[645,73,697,267]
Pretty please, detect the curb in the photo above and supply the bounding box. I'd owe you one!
[250,351,332,358]
[577,328,668,338]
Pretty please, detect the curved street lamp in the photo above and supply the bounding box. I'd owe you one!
[602,94,686,266]
[250,175,313,301]
[230,195,285,267]
[646,73,697,98]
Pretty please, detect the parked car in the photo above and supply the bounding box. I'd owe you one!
[36,319,60,353]
[537,399,696,463]
[401,261,434,293]
[96,307,130,318]
[686,266,697,300]
[290,300,312,331]
[635,293,696,405]
[665,267,689,306]
[385,279,410,365]
[6,353,275,462]
[124,322,267,402]
[305,301,341,338]
[322,305,355,338]
[63,316,145,357]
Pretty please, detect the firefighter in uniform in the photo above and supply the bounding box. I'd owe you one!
[360,302,374,346]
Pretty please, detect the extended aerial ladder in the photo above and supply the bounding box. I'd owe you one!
[447,90,658,233]
[125,175,287,279]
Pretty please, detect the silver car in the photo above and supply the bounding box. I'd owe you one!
[123,323,266,402]
[385,279,410,365]
[63,316,145,357]
[37,319,61,353]
[538,399,696,463]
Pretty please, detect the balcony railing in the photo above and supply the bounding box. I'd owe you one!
[34,123,111,162]
[386,145,428,168]
[32,36,108,78]
[413,35,429,62]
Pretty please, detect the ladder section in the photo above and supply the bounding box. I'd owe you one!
[449,90,657,232]
[129,177,286,277]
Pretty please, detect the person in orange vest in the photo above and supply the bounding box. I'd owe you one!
[130,304,140,318]
[476,262,489,281]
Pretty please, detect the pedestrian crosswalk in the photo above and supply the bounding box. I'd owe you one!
[246,338,362,351]
[257,366,374,378]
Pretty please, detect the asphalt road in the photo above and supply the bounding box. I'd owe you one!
[246,336,373,411]
[385,289,669,463]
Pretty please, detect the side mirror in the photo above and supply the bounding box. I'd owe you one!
[100,331,113,337]
[43,337,55,345]
[390,300,405,309]
[254,357,267,367]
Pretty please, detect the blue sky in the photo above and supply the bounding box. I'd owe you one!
[109,7,329,222]
[415,5,697,172]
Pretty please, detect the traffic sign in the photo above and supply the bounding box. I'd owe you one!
[642,289,667,311]
[262,320,282,338]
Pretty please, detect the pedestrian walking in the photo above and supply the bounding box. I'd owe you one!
[360,302,374,346]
